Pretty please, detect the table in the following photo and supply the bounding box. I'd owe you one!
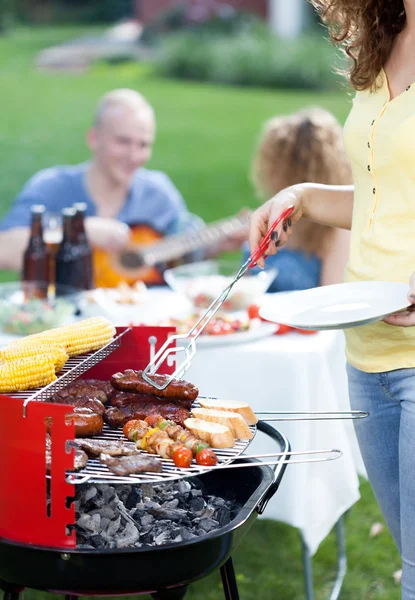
[0,287,365,558]
[186,328,364,557]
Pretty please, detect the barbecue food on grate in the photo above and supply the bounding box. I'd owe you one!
[123,417,218,468]
[65,407,104,437]
[110,390,192,411]
[52,379,113,406]
[46,435,88,472]
[0,354,57,393]
[191,408,253,440]
[51,395,106,416]
[99,452,162,476]
[0,342,68,373]
[68,438,139,457]
[197,398,258,426]
[111,370,198,403]
[144,414,212,455]
[104,402,190,428]
[184,418,235,449]
[7,316,116,358]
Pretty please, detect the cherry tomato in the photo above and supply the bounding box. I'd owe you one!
[145,414,162,428]
[248,304,261,320]
[275,323,292,335]
[173,446,193,468]
[196,448,218,466]
[293,328,318,335]
[123,420,142,439]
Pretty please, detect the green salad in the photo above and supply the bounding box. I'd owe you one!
[0,298,75,335]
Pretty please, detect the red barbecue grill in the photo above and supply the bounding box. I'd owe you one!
[0,326,350,600]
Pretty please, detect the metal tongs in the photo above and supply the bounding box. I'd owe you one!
[142,206,295,391]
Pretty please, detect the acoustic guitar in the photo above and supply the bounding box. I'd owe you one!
[93,213,249,288]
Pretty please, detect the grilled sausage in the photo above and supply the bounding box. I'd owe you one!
[104,402,190,428]
[110,389,194,411]
[65,407,104,437]
[110,370,198,403]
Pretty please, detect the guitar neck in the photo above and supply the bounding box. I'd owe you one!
[141,215,248,266]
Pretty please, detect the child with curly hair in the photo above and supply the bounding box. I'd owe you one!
[249,107,352,292]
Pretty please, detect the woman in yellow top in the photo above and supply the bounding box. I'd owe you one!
[249,0,415,595]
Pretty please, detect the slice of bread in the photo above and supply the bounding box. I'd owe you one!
[197,398,257,426]
[184,418,235,448]
[192,408,253,440]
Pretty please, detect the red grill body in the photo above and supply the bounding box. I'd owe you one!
[0,326,174,550]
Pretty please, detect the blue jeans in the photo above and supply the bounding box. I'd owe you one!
[347,363,415,599]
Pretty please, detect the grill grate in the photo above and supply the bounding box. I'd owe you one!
[7,330,128,404]
[68,415,256,485]
[5,328,256,485]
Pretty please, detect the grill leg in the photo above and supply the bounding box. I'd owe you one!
[220,557,240,600]
[151,586,188,600]
[301,535,314,600]
[300,515,347,600]
[0,581,24,600]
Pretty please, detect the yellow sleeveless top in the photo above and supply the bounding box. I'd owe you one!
[343,70,415,372]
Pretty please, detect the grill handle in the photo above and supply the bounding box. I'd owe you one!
[256,420,290,515]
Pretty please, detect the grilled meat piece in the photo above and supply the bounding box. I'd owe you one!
[110,389,193,411]
[51,394,105,416]
[45,436,88,471]
[52,379,113,406]
[111,370,198,403]
[65,407,104,437]
[100,452,162,476]
[68,438,139,457]
[104,402,190,429]
[73,448,89,470]
[82,379,114,400]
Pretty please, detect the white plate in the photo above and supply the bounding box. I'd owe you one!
[259,281,410,330]
[177,320,277,348]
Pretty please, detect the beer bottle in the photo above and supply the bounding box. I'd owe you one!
[55,207,80,292]
[72,202,94,290]
[22,204,50,300]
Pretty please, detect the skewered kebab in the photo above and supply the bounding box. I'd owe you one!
[123,417,217,468]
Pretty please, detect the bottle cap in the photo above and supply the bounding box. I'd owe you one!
[61,207,76,218]
[31,204,45,214]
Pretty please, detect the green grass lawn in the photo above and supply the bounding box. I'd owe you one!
[0,26,402,599]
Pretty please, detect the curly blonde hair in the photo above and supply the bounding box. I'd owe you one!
[310,0,405,90]
[251,107,352,256]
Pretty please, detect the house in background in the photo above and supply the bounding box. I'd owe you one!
[134,0,307,38]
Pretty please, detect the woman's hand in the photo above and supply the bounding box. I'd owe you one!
[248,184,308,268]
[384,272,415,326]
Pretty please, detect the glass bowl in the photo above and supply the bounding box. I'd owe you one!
[164,260,277,312]
[0,282,82,336]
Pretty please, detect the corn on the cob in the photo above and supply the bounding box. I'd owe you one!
[8,317,116,358]
[0,343,68,373]
[0,355,56,393]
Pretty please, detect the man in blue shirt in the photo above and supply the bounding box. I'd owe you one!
[0,88,204,277]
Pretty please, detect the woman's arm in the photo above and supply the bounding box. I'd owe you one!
[319,227,351,286]
[249,183,354,267]
[303,184,354,230]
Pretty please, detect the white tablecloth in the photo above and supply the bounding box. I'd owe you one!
[185,328,364,556]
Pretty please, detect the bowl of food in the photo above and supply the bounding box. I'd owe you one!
[164,260,277,312]
[0,282,82,336]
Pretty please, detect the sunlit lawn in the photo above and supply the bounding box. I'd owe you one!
[0,26,401,599]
